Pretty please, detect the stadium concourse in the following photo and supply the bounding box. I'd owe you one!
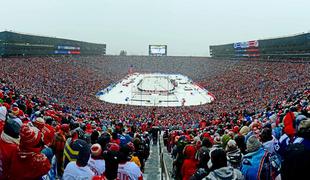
[0,55,309,180]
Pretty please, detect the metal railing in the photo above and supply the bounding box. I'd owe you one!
[159,132,170,180]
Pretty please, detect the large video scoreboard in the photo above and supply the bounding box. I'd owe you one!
[233,40,260,57]
[149,45,167,56]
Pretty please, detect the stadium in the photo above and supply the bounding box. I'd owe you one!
[0,2,310,179]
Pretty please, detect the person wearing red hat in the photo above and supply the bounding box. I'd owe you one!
[8,124,50,180]
[85,123,93,134]
[88,143,105,176]
[103,143,121,180]
[181,144,198,180]
[283,111,296,138]
[52,123,70,177]
[11,107,20,117]
[232,126,239,134]
[33,117,45,131]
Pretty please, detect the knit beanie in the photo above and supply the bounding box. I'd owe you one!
[214,136,222,145]
[239,126,250,136]
[33,117,45,130]
[75,139,91,167]
[225,139,238,152]
[11,107,20,117]
[283,111,296,137]
[183,145,197,159]
[4,117,22,139]
[91,143,103,157]
[221,134,231,148]
[20,124,42,149]
[246,135,262,153]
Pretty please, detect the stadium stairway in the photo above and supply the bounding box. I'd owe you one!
[143,133,169,180]
[143,139,161,180]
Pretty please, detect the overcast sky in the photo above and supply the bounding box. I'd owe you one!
[0,0,309,56]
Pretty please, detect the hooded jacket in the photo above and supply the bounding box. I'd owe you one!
[181,145,199,180]
[204,167,244,180]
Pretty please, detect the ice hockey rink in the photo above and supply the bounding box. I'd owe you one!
[96,73,215,107]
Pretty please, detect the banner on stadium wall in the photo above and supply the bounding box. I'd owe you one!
[57,45,80,50]
[233,40,259,49]
[54,50,81,55]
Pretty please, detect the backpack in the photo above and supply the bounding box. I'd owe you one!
[241,148,280,180]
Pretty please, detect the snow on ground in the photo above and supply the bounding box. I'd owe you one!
[97,73,215,107]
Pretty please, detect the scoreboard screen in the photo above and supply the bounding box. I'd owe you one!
[149,45,167,56]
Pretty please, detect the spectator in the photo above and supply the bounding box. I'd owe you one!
[8,124,51,179]
[190,139,210,180]
[225,140,242,169]
[260,127,277,154]
[103,143,120,180]
[88,143,106,176]
[52,123,70,176]
[63,139,94,180]
[241,135,275,180]
[281,118,310,180]
[204,148,243,180]
[0,117,22,180]
[117,144,143,180]
[181,145,199,180]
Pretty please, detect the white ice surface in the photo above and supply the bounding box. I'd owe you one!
[97,73,214,107]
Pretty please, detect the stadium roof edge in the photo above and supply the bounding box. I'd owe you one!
[210,32,310,47]
[0,30,105,45]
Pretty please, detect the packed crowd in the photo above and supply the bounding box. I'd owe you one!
[164,87,310,180]
[0,77,163,179]
[0,55,309,180]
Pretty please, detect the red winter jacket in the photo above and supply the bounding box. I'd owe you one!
[283,112,296,137]
[0,135,19,180]
[8,150,51,180]
[181,145,198,180]
[181,159,198,180]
